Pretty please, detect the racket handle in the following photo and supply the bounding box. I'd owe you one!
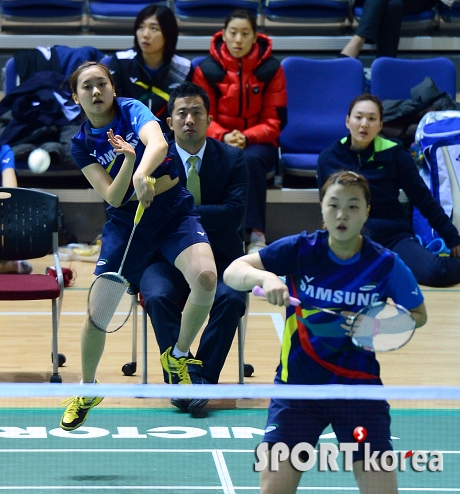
[253,286,301,306]
[134,202,145,225]
[133,178,156,224]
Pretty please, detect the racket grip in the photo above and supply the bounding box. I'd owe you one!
[133,178,156,224]
[134,202,145,224]
[253,286,301,306]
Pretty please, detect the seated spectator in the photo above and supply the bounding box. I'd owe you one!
[341,0,437,59]
[317,94,460,287]
[140,82,248,414]
[109,4,192,136]
[192,9,287,254]
[0,144,32,274]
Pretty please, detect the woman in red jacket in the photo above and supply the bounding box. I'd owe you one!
[193,9,287,254]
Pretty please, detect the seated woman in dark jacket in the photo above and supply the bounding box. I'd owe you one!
[109,4,192,135]
[317,93,460,287]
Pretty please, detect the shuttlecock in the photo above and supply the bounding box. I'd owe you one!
[28,148,51,174]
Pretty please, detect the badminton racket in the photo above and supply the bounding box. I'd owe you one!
[253,286,416,352]
[88,177,156,333]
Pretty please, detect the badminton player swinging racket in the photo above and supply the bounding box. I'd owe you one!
[59,61,217,432]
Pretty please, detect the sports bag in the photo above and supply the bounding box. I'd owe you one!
[412,110,460,247]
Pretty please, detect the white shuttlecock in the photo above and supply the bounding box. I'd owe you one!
[28,148,51,174]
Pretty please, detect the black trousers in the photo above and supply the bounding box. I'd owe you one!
[391,236,460,287]
[140,260,247,383]
[353,0,436,58]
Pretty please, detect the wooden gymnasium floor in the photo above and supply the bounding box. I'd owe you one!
[0,254,459,409]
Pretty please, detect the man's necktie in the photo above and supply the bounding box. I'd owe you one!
[186,155,201,205]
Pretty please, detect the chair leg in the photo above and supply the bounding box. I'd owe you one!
[142,306,148,384]
[238,317,245,384]
[238,291,251,384]
[50,298,62,383]
[122,294,138,376]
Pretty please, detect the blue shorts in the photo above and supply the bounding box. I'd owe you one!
[264,397,392,462]
[95,184,210,289]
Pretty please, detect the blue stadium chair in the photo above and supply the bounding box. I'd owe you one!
[279,57,365,177]
[1,0,85,31]
[174,0,261,33]
[87,0,166,32]
[261,0,351,33]
[370,57,457,101]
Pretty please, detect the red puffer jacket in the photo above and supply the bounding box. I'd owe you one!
[193,31,287,147]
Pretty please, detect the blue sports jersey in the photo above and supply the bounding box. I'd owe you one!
[71,97,177,205]
[259,230,424,386]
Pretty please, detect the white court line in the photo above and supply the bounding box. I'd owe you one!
[0,450,457,491]
[0,487,457,492]
[212,450,236,494]
[0,488,223,490]
[1,449,459,454]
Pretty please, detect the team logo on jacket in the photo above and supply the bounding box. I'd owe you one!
[252,86,260,94]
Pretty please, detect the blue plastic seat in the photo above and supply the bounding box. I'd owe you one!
[87,0,164,31]
[370,57,457,101]
[279,57,365,177]
[261,0,350,33]
[262,0,349,22]
[1,0,85,30]
[174,0,261,32]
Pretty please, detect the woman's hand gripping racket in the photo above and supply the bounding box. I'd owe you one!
[252,286,416,352]
[87,177,156,333]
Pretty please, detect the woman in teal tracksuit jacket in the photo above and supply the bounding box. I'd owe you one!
[317,93,460,287]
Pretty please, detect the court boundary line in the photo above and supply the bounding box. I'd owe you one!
[0,448,458,492]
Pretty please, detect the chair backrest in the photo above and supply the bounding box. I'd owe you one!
[174,0,261,32]
[370,57,457,100]
[263,0,349,22]
[1,0,85,32]
[280,57,365,154]
[174,0,260,18]
[87,0,162,32]
[262,0,350,33]
[88,0,157,19]
[0,188,59,260]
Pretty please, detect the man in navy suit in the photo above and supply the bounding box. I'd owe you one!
[140,82,249,413]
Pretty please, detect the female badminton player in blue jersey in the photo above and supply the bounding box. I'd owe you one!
[60,61,217,431]
[224,171,427,494]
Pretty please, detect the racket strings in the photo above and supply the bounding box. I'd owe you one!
[352,304,416,352]
[352,312,415,337]
[375,313,415,334]
[88,274,130,332]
